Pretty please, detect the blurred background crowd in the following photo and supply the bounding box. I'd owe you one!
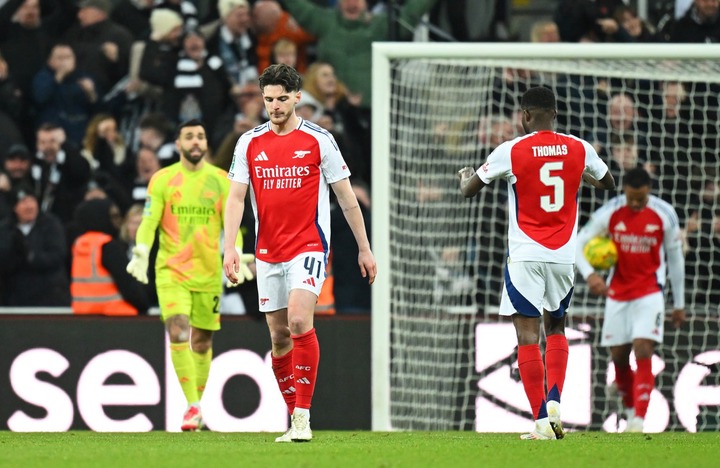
[0,0,718,314]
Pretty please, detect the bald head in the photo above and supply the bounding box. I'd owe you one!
[253,0,282,33]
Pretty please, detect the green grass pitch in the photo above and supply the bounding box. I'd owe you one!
[1,431,719,467]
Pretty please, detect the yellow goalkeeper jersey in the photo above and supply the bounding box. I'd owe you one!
[136,161,232,292]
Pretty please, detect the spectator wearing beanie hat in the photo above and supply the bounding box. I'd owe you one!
[0,144,33,219]
[1,144,35,219]
[150,8,185,42]
[202,0,258,89]
[0,182,71,307]
[3,144,34,189]
[155,0,200,32]
[139,9,185,88]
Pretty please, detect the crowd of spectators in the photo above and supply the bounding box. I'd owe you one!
[0,0,719,313]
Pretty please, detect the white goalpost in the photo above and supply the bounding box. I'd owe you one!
[371,43,720,432]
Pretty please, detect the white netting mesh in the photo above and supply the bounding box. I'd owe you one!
[384,56,720,431]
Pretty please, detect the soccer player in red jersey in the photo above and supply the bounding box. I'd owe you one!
[577,167,685,433]
[459,86,615,440]
[223,64,377,442]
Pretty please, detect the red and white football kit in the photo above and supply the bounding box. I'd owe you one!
[228,118,351,415]
[576,194,685,345]
[229,119,350,309]
[477,130,609,318]
[229,119,350,264]
[577,194,685,422]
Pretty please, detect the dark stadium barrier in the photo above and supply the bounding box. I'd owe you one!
[0,315,370,432]
[2,313,717,432]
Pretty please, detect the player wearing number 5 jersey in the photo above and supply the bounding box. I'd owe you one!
[223,64,377,443]
[459,87,615,440]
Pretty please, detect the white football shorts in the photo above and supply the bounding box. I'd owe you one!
[499,260,575,318]
[256,252,327,312]
[600,292,665,346]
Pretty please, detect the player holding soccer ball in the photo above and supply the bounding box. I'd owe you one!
[577,167,685,433]
[459,86,615,440]
[583,236,618,270]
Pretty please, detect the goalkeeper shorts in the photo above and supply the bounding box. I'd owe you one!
[157,285,221,331]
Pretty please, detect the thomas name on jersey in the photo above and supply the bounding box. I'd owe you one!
[531,144,568,157]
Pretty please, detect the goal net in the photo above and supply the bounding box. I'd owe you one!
[371,43,720,432]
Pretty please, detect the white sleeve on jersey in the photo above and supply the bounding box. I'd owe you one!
[657,198,685,309]
[228,131,252,184]
[581,139,609,180]
[319,130,351,183]
[477,141,513,185]
[576,197,618,279]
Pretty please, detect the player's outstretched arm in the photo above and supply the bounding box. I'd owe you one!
[331,178,377,284]
[223,181,249,285]
[458,167,486,197]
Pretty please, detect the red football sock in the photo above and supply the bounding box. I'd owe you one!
[545,334,568,403]
[272,350,296,415]
[518,344,547,419]
[614,363,634,409]
[634,358,654,418]
[291,328,320,410]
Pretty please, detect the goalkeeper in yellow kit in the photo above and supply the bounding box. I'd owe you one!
[127,119,254,431]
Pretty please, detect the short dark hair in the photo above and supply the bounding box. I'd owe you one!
[139,112,172,134]
[176,119,206,138]
[521,86,556,111]
[38,122,61,133]
[623,167,652,189]
[258,64,303,93]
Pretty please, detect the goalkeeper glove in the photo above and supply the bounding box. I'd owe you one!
[126,244,150,284]
[227,247,255,287]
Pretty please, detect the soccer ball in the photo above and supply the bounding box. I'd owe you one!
[583,236,618,270]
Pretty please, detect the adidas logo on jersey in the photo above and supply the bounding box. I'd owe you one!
[296,377,311,385]
[614,221,627,232]
[254,151,269,161]
[303,277,316,287]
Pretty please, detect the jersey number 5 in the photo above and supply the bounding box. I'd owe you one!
[539,161,564,213]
